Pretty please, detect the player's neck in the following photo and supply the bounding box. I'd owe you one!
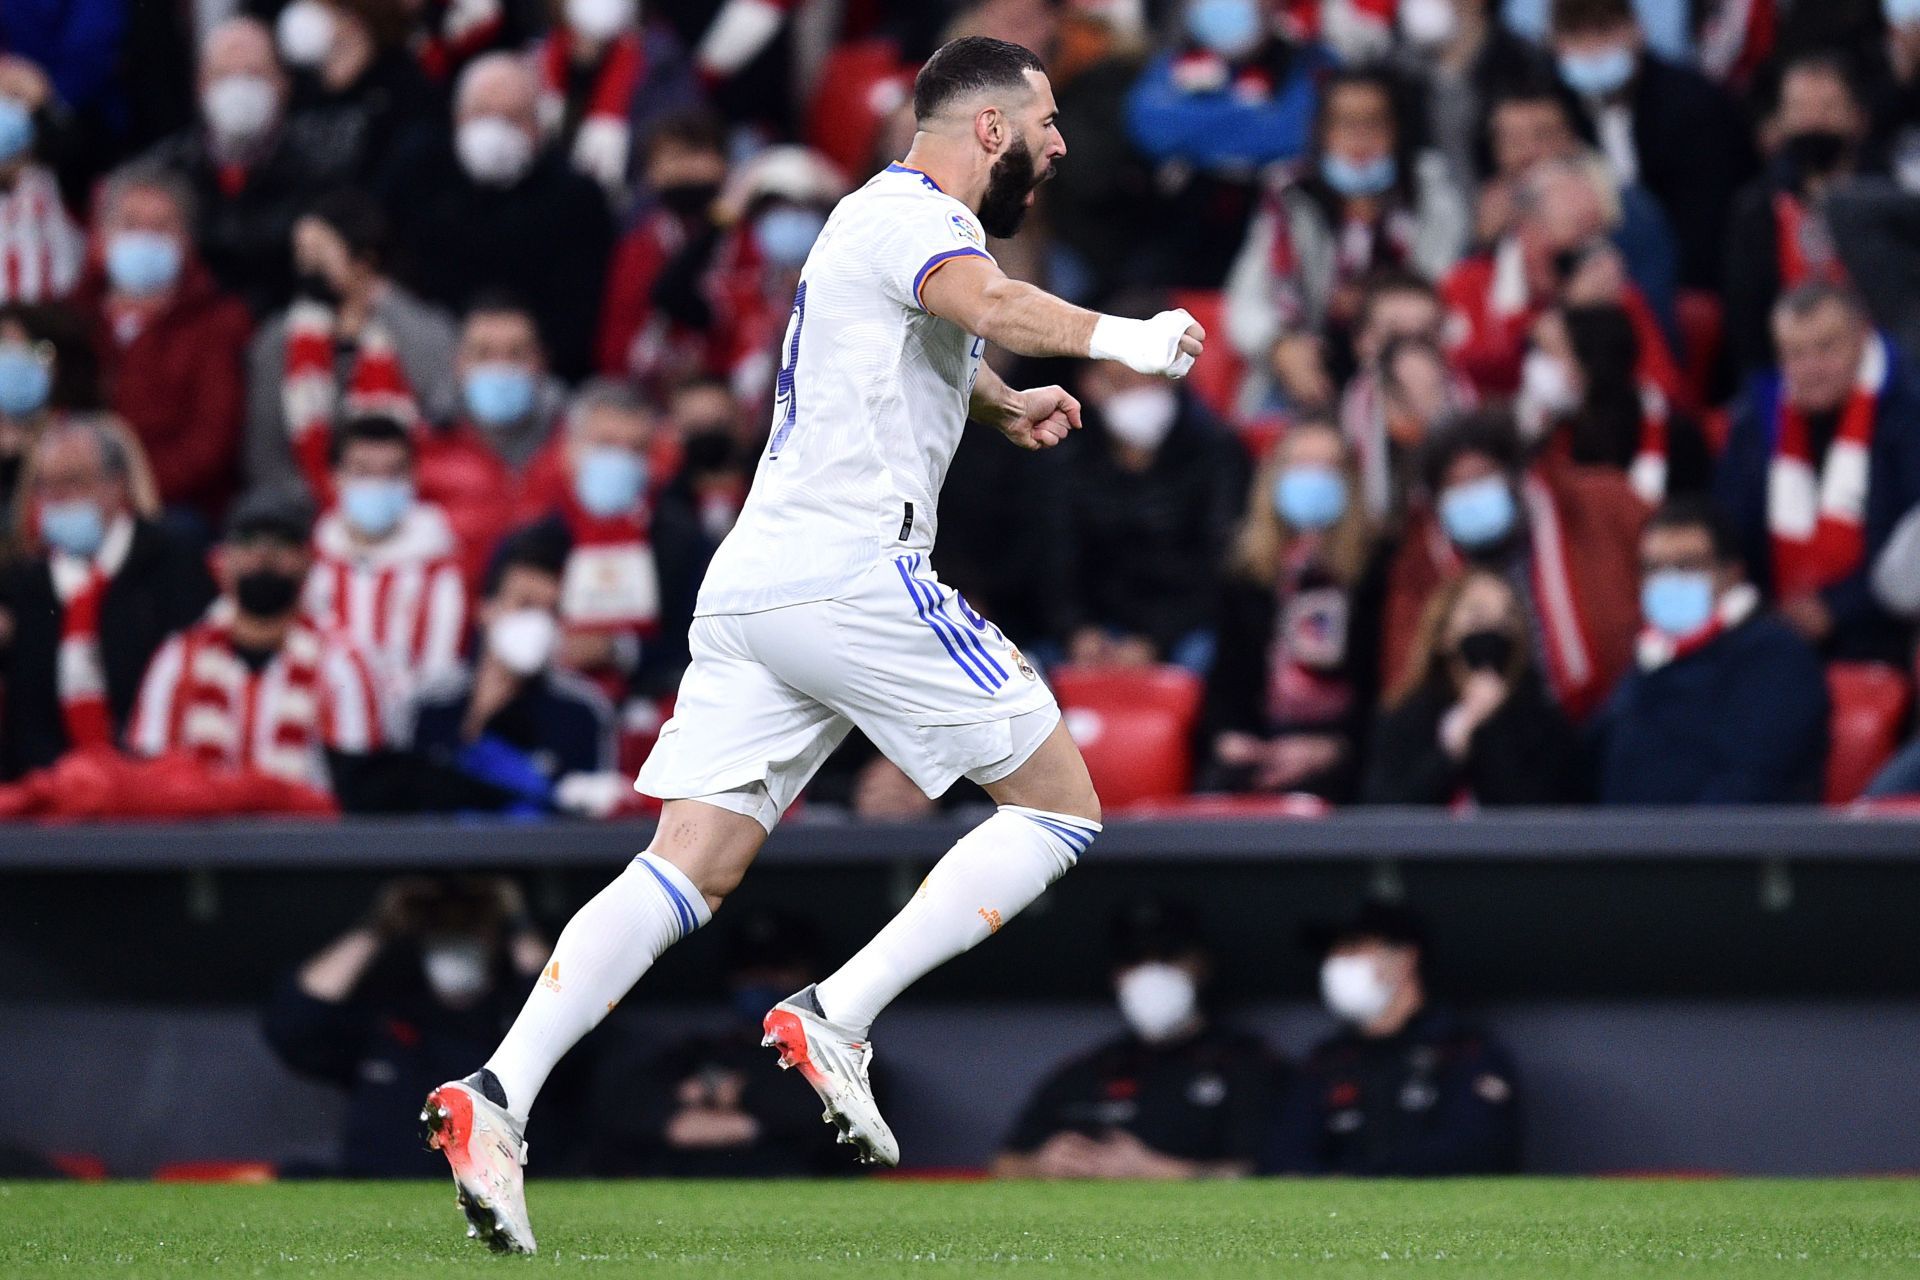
[899,139,989,213]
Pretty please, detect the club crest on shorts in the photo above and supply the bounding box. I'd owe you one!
[1008,643,1037,680]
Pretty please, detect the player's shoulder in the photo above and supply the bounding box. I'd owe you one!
[848,165,986,241]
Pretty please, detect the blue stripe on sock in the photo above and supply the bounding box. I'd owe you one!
[634,855,696,939]
[895,556,996,692]
[1024,814,1095,855]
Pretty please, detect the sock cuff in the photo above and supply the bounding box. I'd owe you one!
[633,851,713,938]
[996,804,1101,860]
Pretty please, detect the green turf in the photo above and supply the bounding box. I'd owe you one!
[5,1178,1920,1278]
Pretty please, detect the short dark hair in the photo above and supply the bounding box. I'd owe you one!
[1551,0,1635,34]
[1646,495,1742,565]
[1420,409,1523,495]
[330,413,414,468]
[483,522,571,599]
[463,288,536,326]
[1774,280,1866,326]
[644,109,727,164]
[912,36,1045,124]
[306,188,389,269]
[1358,268,1439,331]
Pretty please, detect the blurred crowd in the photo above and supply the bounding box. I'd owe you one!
[5,0,1920,816]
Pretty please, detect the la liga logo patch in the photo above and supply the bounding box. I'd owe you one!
[950,213,983,247]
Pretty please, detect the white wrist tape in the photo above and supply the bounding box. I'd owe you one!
[1087,308,1197,378]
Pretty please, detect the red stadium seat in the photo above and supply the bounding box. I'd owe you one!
[1169,289,1245,424]
[152,1161,276,1183]
[1116,792,1331,819]
[806,39,913,179]
[1051,664,1203,806]
[1675,290,1724,412]
[1824,662,1912,804]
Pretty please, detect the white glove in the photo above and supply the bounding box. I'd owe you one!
[1088,308,1199,378]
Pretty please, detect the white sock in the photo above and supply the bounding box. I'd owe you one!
[483,851,709,1123]
[813,805,1096,1035]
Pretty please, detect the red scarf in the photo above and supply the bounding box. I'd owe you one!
[1772,192,1846,290]
[1768,336,1884,597]
[538,29,642,185]
[1629,383,1671,504]
[559,495,660,634]
[1636,584,1760,670]
[283,299,417,499]
[415,0,503,81]
[51,517,132,750]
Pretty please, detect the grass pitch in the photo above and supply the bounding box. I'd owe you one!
[5,1178,1920,1278]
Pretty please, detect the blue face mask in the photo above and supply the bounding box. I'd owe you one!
[1322,153,1398,197]
[106,232,183,297]
[1187,0,1263,58]
[339,477,413,538]
[40,499,105,559]
[0,98,34,166]
[1642,569,1716,638]
[0,342,51,417]
[755,207,826,268]
[463,363,537,426]
[574,445,648,517]
[1889,0,1920,27]
[1558,45,1635,97]
[1439,475,1517,550]
[1275,464,1348,531]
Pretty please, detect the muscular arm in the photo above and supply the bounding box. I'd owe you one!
[968,361,1023,431]
[922,255,1097,359]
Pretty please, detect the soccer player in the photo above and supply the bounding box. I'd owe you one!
[421,35,1204,1254]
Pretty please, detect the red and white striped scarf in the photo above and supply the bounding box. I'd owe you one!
[414,0,503,81]
[50,514,134,750]
[1636,583,1760,671]
[1772,192,1846,291]
[538,29,642,181]
[559,494,659,634]
[1629,383,1672,505]
[307,503,468,689]
[0,164,84,304]
[282,298,418,499]
[1768,335,1886,598]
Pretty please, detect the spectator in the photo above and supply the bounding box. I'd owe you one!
[994,899,1278,1180]
[0,64,83,305]
[276,0,440,186]
[1715,284,1920,661]
[1202,419,1384,801]
[1369,335,1473,522]
[0,418,213,777]
[661,375,754,544]
[1595,497,1829,804]
[1225,67,1470,415]
[406,0,534,86]
[1724,52,1881,380]
[1392,0,1551,195]
[1363,566,1585,804]
[529,0,701,200]
[1547,0,1755,291]
[1337,272,1472,519]
[1125,0,1334,285]
[1265,901,1520,1176]
[128,487,387,800]
[663,0,800,132]
[244,187,459,499]
[139,18,351,316]
[0,2,130,164]
[407,523,616,813]
[383,52,615,380]
[1517,303,1710,502]
[306,415,468,700]
[262,875,558,1177]
[0,302,97,521]
[76,164,252,533]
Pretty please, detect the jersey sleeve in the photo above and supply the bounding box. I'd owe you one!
[872,194,996,313]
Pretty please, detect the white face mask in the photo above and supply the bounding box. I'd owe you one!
[202,74,279,145]
[1102,385,1179,451]
[423,938,492,1003]
[487,607,558,675]
[566,0,637,41]
[1116,962,1199,1043]
[276,0,336,68]
[1320,954,1395,1024]
[1400,0,1458,45]
[1516,349,1580,442]
[457,116,536,187]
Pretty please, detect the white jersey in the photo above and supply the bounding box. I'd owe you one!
[695,163,993,616]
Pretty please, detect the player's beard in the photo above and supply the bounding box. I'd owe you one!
[977,134,1048,240]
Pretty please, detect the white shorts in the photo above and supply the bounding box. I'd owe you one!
[636,553,1059,831]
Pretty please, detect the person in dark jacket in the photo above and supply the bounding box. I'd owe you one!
[262,875,575,1177]
[1202,419,1384,801]
[1393,0,1551,195]
[1714,284,1920,663]
[1363,565,1586,805]
[1265,900,1520,1177]
[277,0,443,189]
[1595,497,1829,804]
[995,899,1280,1180]
[0,417,214,777]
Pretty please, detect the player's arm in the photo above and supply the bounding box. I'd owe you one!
[920,253,1204,375]
[969,360,1081,450]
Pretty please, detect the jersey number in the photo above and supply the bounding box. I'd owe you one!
[768,282,807,458]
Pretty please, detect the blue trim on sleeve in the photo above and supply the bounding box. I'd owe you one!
[912,247,990,307]
[886,162,944,192]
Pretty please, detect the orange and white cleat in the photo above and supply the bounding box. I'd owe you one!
[762,985,899,1167]
[420,1073,536,1255]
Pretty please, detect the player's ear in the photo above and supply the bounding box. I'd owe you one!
[975,105,1003,154]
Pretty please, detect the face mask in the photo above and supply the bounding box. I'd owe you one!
[1642,568,1716,638]
[1186,0,1263,59]
[1439,475,1517,550]
[0,97,35,166]
[457,116,536,187]
[1116,962,1199,1044]
[0,343,51,417]
[1783,130,1850,181]
[1101,385,1179,450]
[1321,954,1394,1024]
[566,0,636,41]
[1322,153,1397,197]
[201,74,278,145]
[656,181,720,221]
[106,232,183,297]
[487,607,558,675]
[754,207,826,268]
[1456,627,1515,673]
[276,0,337,67]
[1557,45,1635,98]
[39,499,105,558]
[1275,464,1347,530]
[463,363,537,426]
[1517,349,1579,441]
[1887,0,1920,27]
[422,938,492,1003]
[573,445,647,517]
[339,477,413,538]
[235,566,303,617]
[1400,0,1457,46]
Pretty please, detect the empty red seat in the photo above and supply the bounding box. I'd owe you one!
[1051,664,1203,807]
[1675,289,1723,413]
[1824,662,1912,803]
[806,39,913,179]
[1169,288,1245,425]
